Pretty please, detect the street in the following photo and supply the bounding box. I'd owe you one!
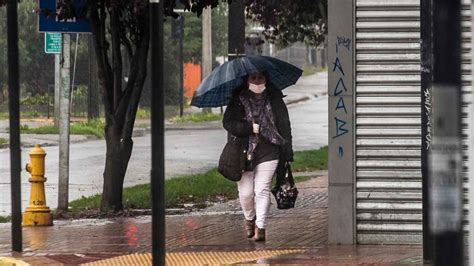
[0,72,328,216]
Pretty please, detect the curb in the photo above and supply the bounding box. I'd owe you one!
[285,96,311,106]
[165,121,223,131]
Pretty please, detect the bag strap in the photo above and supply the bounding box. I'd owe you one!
[285,163,295,186]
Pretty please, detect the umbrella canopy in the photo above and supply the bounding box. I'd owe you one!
[191,56,303,107]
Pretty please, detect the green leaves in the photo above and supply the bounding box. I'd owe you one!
[245,0,327,48]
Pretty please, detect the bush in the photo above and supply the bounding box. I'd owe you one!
[20,94,52,106]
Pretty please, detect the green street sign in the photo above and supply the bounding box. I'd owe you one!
[44,32,61,54]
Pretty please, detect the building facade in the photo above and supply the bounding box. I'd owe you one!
[328,0,471,244]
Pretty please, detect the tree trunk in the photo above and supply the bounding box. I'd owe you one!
[88,2,149,212]
[101,123,134,211]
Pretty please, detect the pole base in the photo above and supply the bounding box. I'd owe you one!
[22,211,53,226]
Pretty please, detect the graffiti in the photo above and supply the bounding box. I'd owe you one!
[333,117,349,139]
[336,36,352,53]
[332,36,352,158]
[424,88,432,150]
[332,57,345,76]
[334,78,347,96]
[336,97,348,114]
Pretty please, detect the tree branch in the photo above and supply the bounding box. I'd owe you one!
[110,6,123,111]
[122,13,150,140]
[318,0,327,23]
[100,4,114,115]
[89,1,112,118]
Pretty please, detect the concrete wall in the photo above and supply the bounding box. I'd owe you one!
[328,0,355,244]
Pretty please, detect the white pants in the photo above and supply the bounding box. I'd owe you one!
[237,159,279,229]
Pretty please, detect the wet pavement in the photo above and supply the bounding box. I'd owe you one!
[0,174,423,265]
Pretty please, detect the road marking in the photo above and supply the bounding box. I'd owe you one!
[82,249,305,265]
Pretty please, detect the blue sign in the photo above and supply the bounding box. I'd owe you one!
[39,0,91,33]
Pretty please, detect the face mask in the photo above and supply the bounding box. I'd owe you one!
[248,83,266,94]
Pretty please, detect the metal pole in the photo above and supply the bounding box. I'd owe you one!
[228,0,245,61]
[54,54,61,126]
[430,0,463,264]
[58,33,71,211]
[179,16,184,117]
[201,7,212,113]
[150,1,165,265]
[202,8,212,78]
[7,0,22,252]
[420,0,433,261]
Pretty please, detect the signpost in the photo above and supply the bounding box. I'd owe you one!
[8,0,22,253]
[39,0,91,210]
[430,0,463,264]
[38,0,91,33]
[44,32,61,54]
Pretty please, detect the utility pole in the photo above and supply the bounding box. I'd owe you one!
[58,33,71,211]
[7,0,22,252]
[228,0,245,61]
[430,0,463,264]
[54,54,61,126]
[172,15,184,117]
[202,7,212,113]
[150,0,165,265]
[420,0,433,262]
[202,7,212,78]
[178,16,184,117]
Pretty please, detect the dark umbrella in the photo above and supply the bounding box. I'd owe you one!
[191,56,303,107]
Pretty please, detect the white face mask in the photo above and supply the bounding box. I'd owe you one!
[248,83,266,94]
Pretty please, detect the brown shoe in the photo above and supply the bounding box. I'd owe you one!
[245,218,256,238]
[254,226,265,241]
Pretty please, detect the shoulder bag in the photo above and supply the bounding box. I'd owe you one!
[271,162,298,209]
[218,135,247,181]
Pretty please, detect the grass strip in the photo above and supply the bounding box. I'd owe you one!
[170,112,223,123]
[20,119,105,138]
[136,106,182,119]
[0,147,327,221]
[292,146,328,172]
[302,65,327,77]
[69,170,313,214]
[0,138,7,145]
[68,147,327,213]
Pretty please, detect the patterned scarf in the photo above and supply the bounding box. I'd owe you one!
[240,90,287,159]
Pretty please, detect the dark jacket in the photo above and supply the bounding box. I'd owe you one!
[222,88,294,174]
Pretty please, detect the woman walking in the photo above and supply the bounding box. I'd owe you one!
[222,71,294,241]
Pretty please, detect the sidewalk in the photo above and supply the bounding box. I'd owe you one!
[0,173,423,265]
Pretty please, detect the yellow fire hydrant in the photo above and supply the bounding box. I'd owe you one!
[22,144,53,226]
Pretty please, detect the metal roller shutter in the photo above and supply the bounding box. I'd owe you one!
[462,0,472,237]
[355,0,422,244]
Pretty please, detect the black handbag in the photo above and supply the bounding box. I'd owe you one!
[271,162,298,209]
[218,135,247,181]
